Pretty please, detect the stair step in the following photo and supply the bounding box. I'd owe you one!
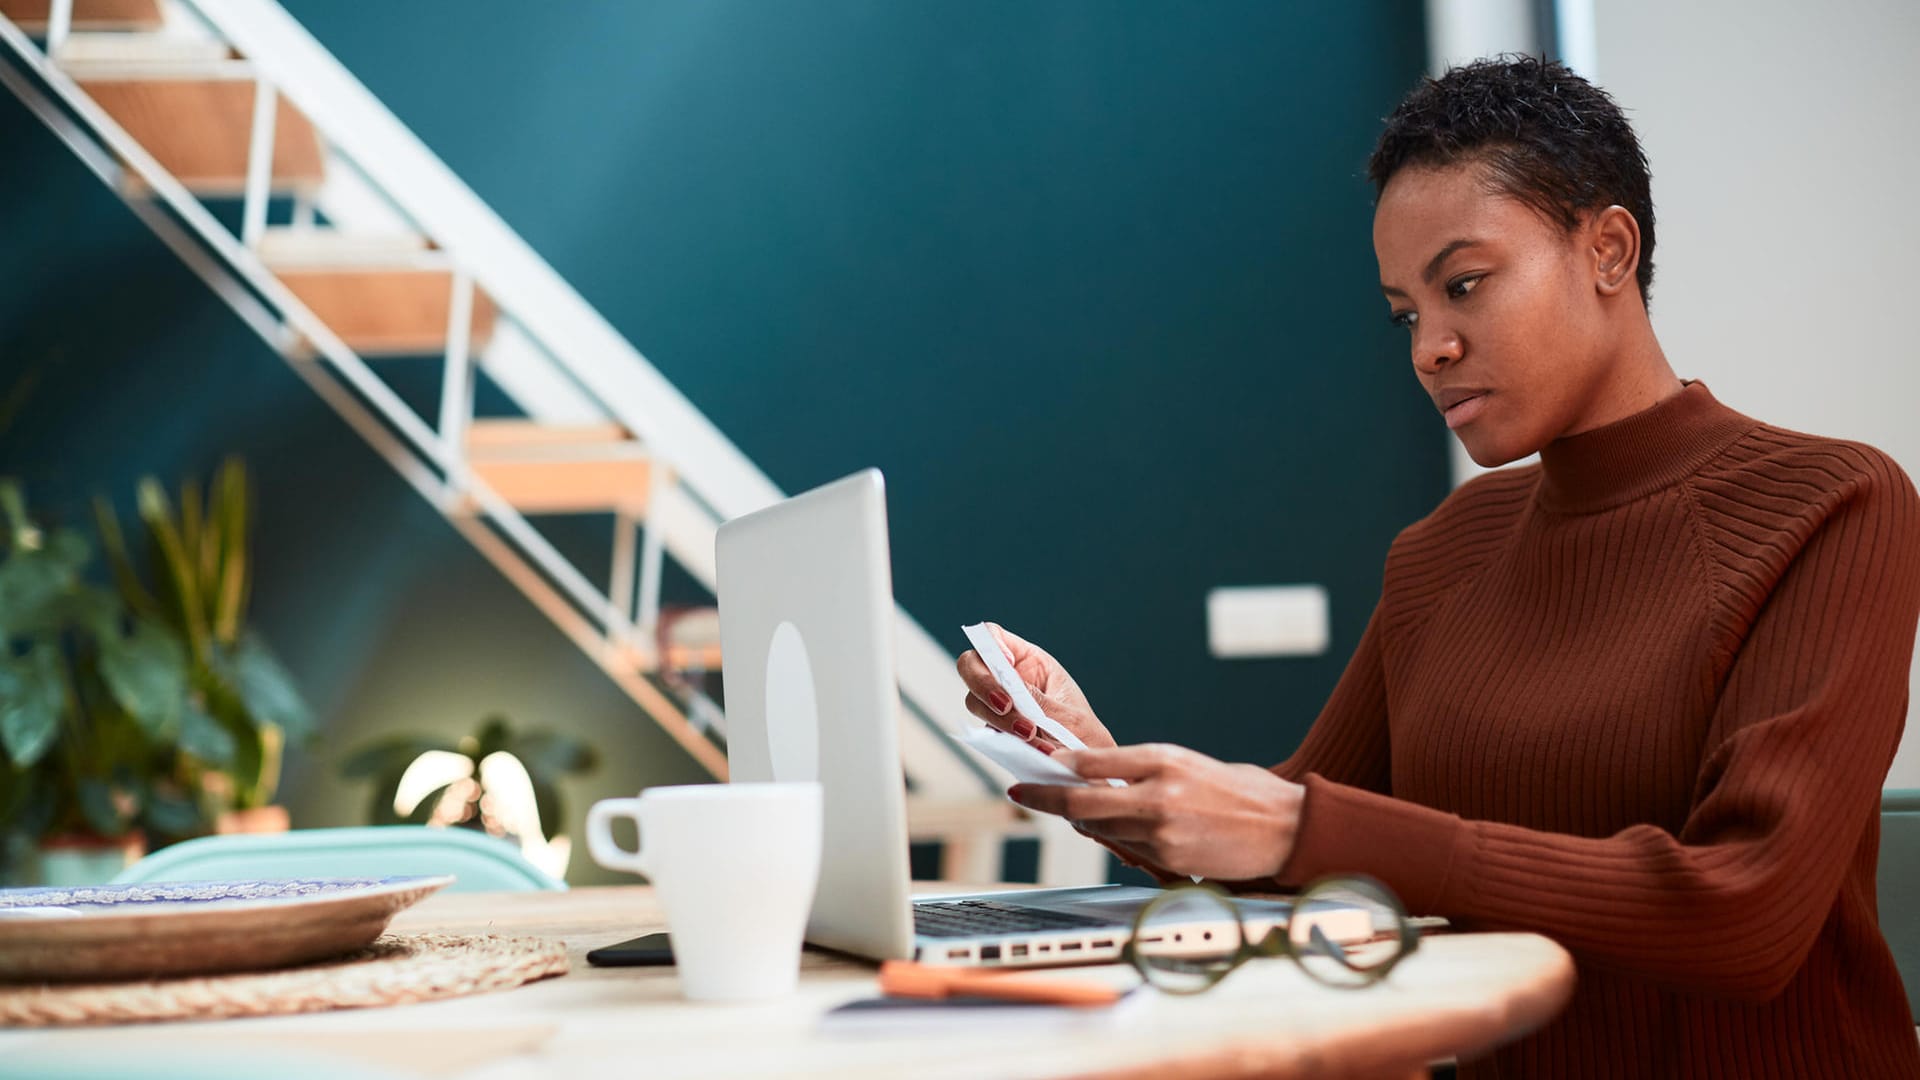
[0,0,163,31]
[53,31,227,65]
[274,265,498,357]
[465,419,632,453]
[659,607,721,671]
[78,76,325,194]
[257,227,434,268]
[464,420,659,516]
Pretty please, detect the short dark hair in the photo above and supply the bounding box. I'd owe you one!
[1368,55,1656,301]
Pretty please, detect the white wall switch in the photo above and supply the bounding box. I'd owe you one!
[1206,585,1329,659]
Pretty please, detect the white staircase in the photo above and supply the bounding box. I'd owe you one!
[0,0,1104,884]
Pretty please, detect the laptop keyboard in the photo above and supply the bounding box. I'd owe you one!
[913,899,1118,939]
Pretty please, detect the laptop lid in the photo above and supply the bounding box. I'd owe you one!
[715,469,916,960]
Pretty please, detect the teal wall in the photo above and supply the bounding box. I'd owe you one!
[0,1,1444,882]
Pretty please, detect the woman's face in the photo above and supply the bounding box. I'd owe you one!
[1372,161,1619,467]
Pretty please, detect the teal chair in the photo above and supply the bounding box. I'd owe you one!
[1879,789,1920,1023]
[114,826,567,893]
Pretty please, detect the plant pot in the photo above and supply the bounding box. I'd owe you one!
[34,832,146,887]
[215,805,291,835]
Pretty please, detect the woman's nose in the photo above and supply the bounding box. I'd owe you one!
[1411,322,1463,376]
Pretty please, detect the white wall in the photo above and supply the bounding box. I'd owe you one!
[1594,0,1920,785]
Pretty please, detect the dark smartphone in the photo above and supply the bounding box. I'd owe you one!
[586,932,675,967]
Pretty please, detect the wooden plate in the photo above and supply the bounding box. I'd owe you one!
[0,876,454,982]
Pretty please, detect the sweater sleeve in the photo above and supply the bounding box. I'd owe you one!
[1272,605,1393,793]
[1277,459,1920,1002]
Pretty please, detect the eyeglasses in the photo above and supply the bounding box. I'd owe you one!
[1122,875,1420,994]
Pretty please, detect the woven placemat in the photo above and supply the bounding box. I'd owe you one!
[0,933,569,1027]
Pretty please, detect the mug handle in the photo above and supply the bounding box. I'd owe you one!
[586,797,649,876]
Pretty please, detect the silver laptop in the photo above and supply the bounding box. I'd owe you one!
[715,469,1292,967]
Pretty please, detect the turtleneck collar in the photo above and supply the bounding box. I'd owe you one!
[1534,381,1758,513]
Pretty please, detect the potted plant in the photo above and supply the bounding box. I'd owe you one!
[0,483,206,884]
[93,457,313,834]
[341,714,597,879]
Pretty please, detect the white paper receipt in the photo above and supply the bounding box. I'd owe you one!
[962,728,1092,787]
[961,623,1086,751]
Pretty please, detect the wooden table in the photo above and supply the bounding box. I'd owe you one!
[2,886,1573,1079]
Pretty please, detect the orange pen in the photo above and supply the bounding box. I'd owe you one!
[877,960,1125,1007]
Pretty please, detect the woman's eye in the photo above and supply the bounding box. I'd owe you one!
[1446,275,1484,300]
[1388,310,1416,330]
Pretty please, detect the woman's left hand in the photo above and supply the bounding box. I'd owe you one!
[1008,744,1306,882]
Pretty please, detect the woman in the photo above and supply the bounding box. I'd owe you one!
[960,57,1920,1077]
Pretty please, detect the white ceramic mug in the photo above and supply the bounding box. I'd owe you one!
[586,782,822,1002]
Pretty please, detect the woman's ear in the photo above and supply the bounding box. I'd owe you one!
[1590,205,1641,297]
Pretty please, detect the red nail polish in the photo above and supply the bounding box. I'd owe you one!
[989,690,1012,714]
[1012,718,1036,740]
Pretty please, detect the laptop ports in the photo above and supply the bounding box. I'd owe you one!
[1010,944,1029,958]
[980,945,1002,962]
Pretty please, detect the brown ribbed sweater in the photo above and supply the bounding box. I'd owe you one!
[1272,382,1920,1077]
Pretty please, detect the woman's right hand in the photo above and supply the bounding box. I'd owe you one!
[957,623,1116,752]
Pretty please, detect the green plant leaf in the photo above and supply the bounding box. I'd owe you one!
[0,645,63,768]
[0,769,55,849]
[99,618,188,740]
[338,734,458,779]
[93,495,158,618]
[223,637,312,739]
[474,714,511,759]
[528,777,564,842]
[222,712,266,804]
[363,768,406,826]
[180,477,206,604]
[507,731,599,783]
[247,723,282,810]
[404,782,455,826]
[0,531,86,636]
[137,478,208,657]
[212,458,249,643]
[179,699,237,767]
[141,786,205,841]
[76,777,125,838]
[42,529,89,574]
[41,582,121,642]
[0,479,27,547]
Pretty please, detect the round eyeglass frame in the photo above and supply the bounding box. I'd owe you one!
[1120,873,1421,994]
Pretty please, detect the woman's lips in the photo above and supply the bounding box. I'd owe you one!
[1443,392,1489,430]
